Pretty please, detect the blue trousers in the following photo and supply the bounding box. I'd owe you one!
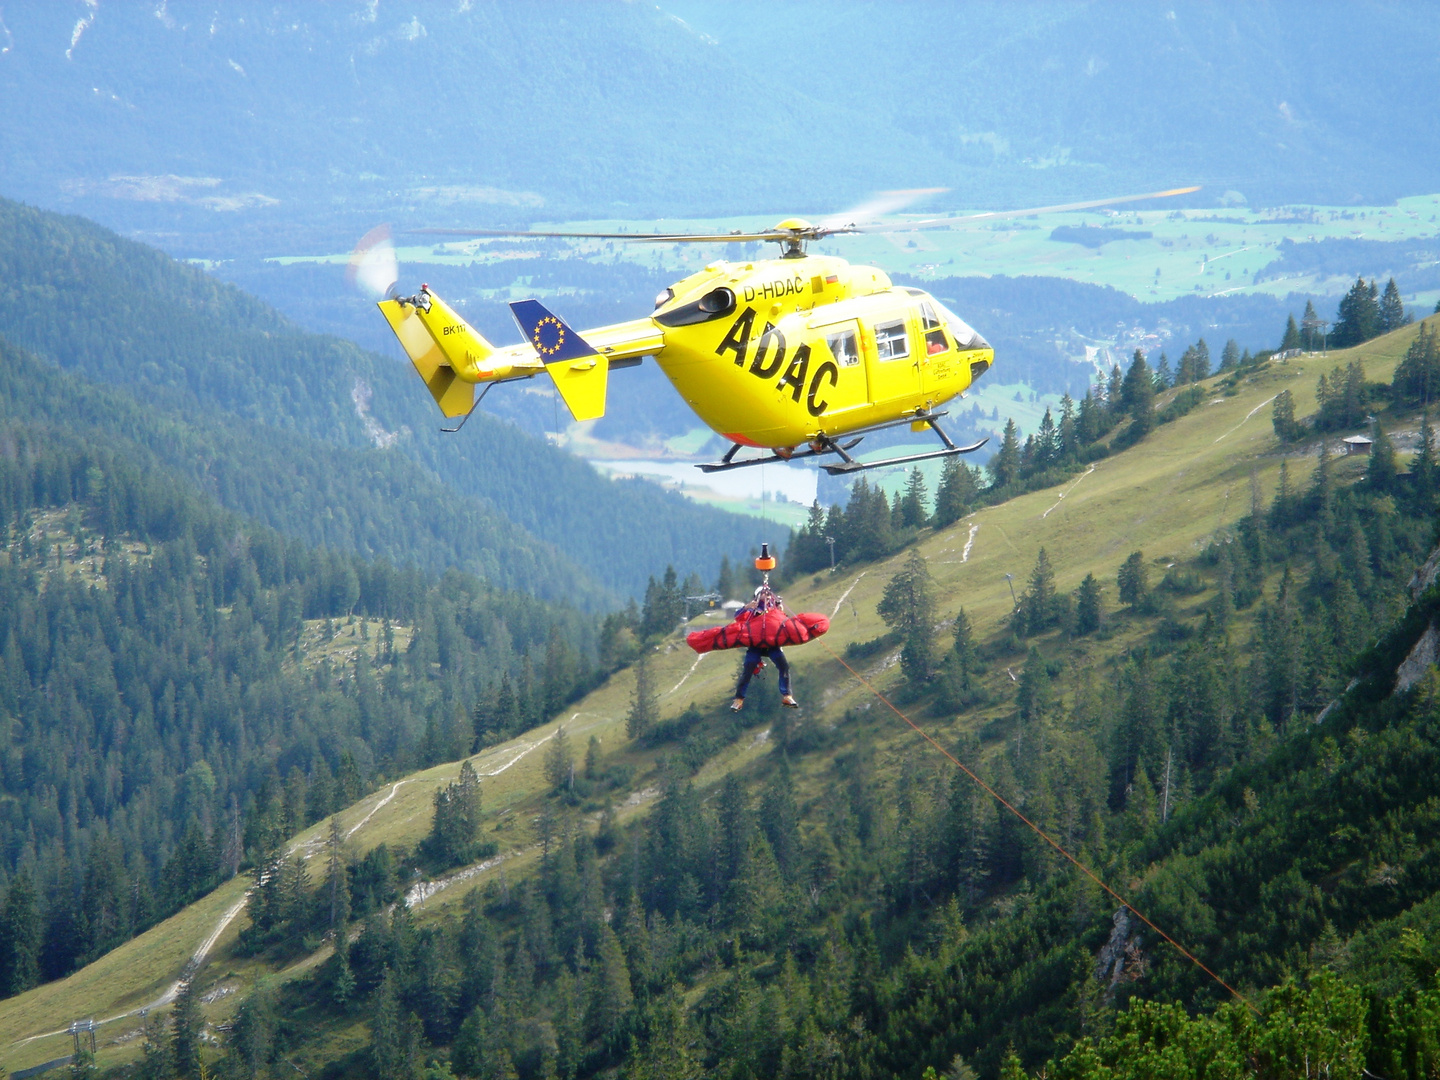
[735,647,789,699]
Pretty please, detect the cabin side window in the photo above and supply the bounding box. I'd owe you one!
[920,301,949,355]
[824,327,861,367]
[873,319,909,361]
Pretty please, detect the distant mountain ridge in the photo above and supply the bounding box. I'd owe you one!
[2,1,1439,256]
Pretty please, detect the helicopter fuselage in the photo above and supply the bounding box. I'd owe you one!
[644,253,993,448]
[378,252,994,453]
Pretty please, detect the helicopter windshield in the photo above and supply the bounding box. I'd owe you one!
[935,301,989,352]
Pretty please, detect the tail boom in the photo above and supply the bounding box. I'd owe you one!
[378,287,537,417]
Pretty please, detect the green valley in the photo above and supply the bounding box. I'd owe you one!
[6,317,1440,1078]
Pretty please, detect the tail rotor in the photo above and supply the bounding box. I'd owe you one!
[346,224,401,300]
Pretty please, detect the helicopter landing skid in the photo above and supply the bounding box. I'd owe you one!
[697,436,865,474]
[696,412,988,475]
[820,413,989,475]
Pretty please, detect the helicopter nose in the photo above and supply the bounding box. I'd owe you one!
[949,323,989,351]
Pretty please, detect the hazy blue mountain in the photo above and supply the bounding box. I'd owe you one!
[1,1,1438,260]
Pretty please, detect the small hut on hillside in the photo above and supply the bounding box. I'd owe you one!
[1343,435,1374,456]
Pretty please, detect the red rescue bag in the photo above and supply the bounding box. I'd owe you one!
[686,609,829,653]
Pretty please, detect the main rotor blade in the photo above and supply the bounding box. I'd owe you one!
[825,186,1202,235]
[817,187,949,232]
[407,186,1199,246]
[408,227,786,243]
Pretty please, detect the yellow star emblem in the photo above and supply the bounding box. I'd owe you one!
[532,315,566,357]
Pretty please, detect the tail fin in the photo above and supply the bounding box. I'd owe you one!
[509,299,608,422]
[377,289,498,418]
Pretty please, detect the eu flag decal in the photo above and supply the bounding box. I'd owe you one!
[508,300,599,365]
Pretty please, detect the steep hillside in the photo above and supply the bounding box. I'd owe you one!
[0,354,629,1009]
[0,198,763,600]
[3,320,1438,1078]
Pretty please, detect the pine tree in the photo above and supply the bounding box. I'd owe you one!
[1368,425,1399,492]
[1121,349,1155,434]
[1332,276,1380,347]
[1280,315,1302,351]
[716,554,739,602]
[0,873,40,996]
[999,1047,1029,1080]
[1300,300,1322,350]
[231,979,277,1080]
[640,566,684,639]
[427,760,483,867]
[988,419,1022,489]
[1412,413,1437,509]
[1310,441,1334,520]
[323,816,351,934]
[332,940,356,1008]
[69,1047,96,1080]
[1077,389,1106,443]
[1016,548,1059,635]
[1177,338,1211,383]
[933,458,977,528]
[899,467,929,528]
[139,1011,173,1080]
[1271,459,1294,527]
[1074,573,1103,635]
[1153,352,1173,389]
[626,651,658,740]
[1117,552,1149,607]
[937,609,981,711]
[584,734,602,780]
[1340,361,1367,427]
[1379,277,1407,333]
[1016,646,1051,726]
[627,989,703,1080]
[589,922,633,1047]
[1394,323,1440,407]
[171,966,204,1079]
[544,725,574,792]
[1272,389,1300,443]
[877,549,939,684]
[1220,339,1241,371]
[371,967,408,1080]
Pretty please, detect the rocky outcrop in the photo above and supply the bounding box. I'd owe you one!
[1095,907,1145,999]
[1408,544,1440,600]
[1396,623,1440,694]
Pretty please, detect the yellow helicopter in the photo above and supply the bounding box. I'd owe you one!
[357,186,1197,475]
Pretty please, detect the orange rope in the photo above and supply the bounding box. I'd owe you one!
[818,639,1257,1012]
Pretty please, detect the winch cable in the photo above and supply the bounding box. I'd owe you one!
[817,639,1256,1013]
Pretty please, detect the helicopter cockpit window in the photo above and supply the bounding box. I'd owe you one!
[873,319,909,361]
[825,328,861,367]
[936,301,989,352]
[920,302,949,355]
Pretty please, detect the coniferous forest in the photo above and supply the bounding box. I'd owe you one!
[0,403,608,994]
[50,324,1436,1080]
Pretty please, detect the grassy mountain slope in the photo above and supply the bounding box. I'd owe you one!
[0,198,763,600]
[2,320,1435,1076]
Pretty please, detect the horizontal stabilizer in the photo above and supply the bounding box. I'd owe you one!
[509,299,608,422]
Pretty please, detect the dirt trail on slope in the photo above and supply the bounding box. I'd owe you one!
[16,726,574,1046]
